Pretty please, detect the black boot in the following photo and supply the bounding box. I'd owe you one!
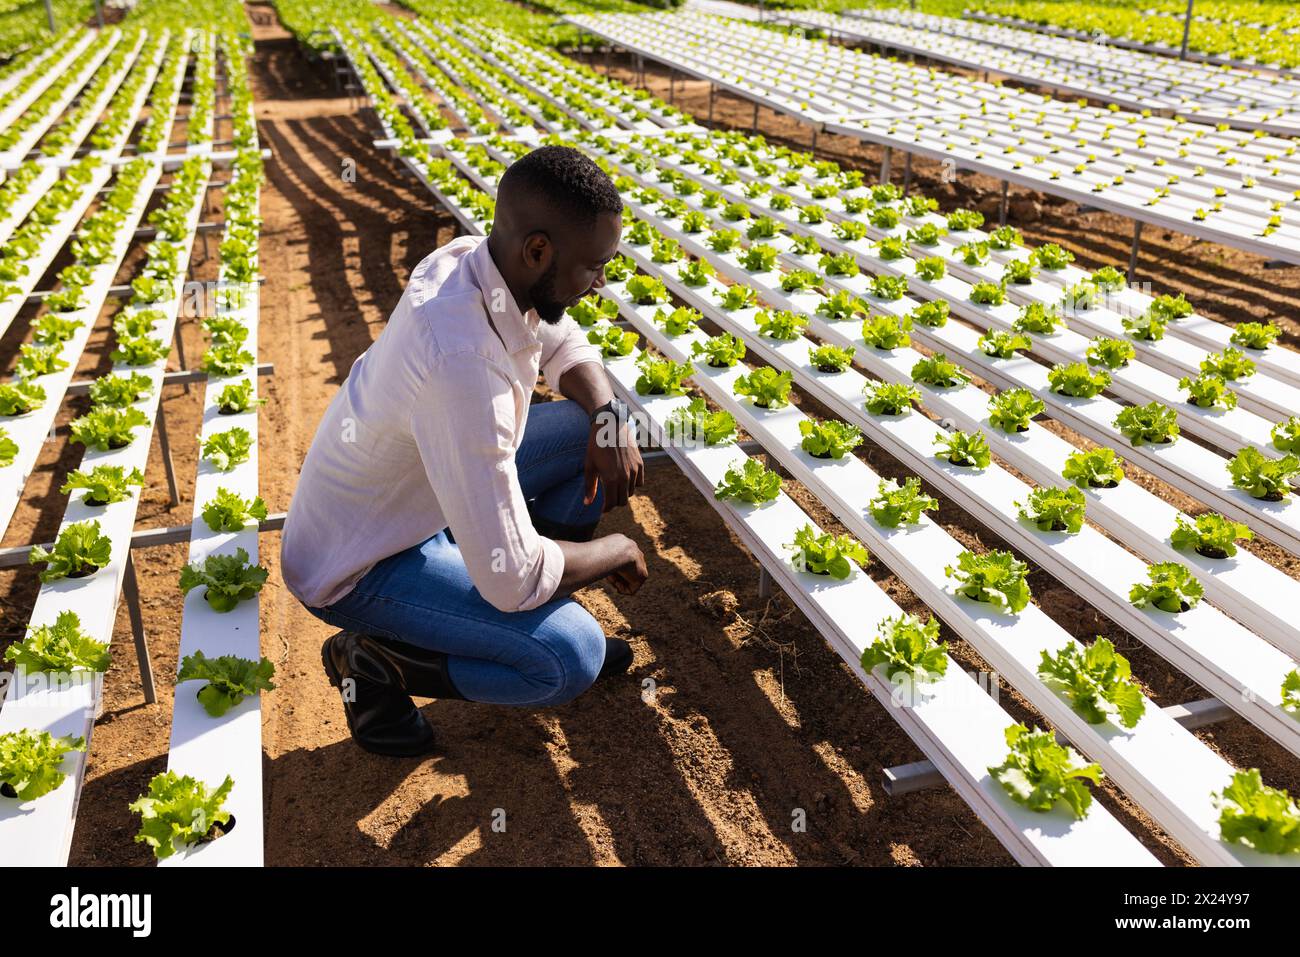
[597,637,633,680]
[321,631,437,757]
[351,632,468,701]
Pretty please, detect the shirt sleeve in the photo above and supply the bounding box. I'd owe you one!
[537,313,603,395]
[408,353,565,613]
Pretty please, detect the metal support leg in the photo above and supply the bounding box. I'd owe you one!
[122,552,157,705]
[880,146,892,183]
[758,566,772,598]
[751,100,759,135]
[708,84,715,124]
[154,402,181,507]
[902,152,913,194]
[173,320,190,393]
[998,180,1009,227]
[811,124,818,152]
[668,68,675,104]
[1128,220,1143,282]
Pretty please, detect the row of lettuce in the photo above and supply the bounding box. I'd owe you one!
[0,12,274,861]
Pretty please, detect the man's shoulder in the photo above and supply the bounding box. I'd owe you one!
[407,235,484,307]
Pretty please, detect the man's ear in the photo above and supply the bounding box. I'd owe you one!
[522,231,552,272]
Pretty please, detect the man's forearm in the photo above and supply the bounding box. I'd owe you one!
[552,535,635,599]
[557,360,614,416]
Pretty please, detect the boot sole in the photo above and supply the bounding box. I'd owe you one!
[321,634,437,758]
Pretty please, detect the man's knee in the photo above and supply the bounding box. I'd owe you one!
[529,604,605,706]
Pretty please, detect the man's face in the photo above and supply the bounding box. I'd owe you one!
[529,210,623,324]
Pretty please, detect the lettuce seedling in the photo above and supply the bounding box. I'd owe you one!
[1170,513,1253,560]
[914,256,946,282]
[111,334,169,367]
[177,651,277,717]
[201,487,269,533]
[1227,447,1299,501]
[201,427,254,471]
[909,300,949,328]
[815,290,868,322]
[0,428,15,467]
[870,274,909,301]
[568,296,619,328]
[869,477,938,527]
[860,614,947,683]
[1031,243,1074,270]
[834,219,869,242]
[1062,448,1126,488]
[745,216,781,241]
[978,329,1031,359]
[17,343,68,378]
[861,313,912,350]
[1114,402,1179,445]
[790,234,822,257]
[4,610,109,674]
[654,306,701,337]
[875,236,906,259]
[1230,321,1280,352]
[1039,637,1145,729]
[1147,293,1193,321]
[946,208,984,232]
[130,771,235,860]
[604,255,636,282]
[1129,561,1204,613]
[32,313,83,345]
[739,244,779,273]
[216,379,267,415]
[960,242,991,268]
[626,274,671,306]
[29,520,113,582]
[987,388,1044,433]
[733,366,793,409]
[692,333,746,368]
[665,398,736,447]
[945,549,1031,613]
[180,546,269,612]
[0,729,86,801]
[0,379,46,416]
[1272,416,1300,454]
[864,380,920,416]
[677,259,715,288]
[650,237,683,264]
[808,343,855,373]
[113,308,165,339]
[786,524,868,579]
[911,353,970,389]
[1017,485,1087,533]
[71,406,149,451]
[1213,769,1300,856]
[705,229,742,253]
[88,372,152,408]
[1179,372,1237,410]
[989,723,1103,819]
[1013,302,1067,335]
[987,226,1022,250]
[1086,336,1135,369]
[1200,347,1256,381]
[756,309,807,340]
[907,223,946,247]
[1048,361,1110,398]
[799,418,862,459]
[61,464,145,506]
[1123,307,1168,341]
[713,458,781,504]
[934,429,991,468]
[1283,671,1300,717]
[969,281,1006,306]
[818,252,859,278]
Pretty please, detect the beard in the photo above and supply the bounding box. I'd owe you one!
[528,260,567,324]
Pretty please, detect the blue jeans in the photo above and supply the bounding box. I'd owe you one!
[301,400,607,706]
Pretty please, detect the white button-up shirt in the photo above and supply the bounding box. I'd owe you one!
[280,235,602,612]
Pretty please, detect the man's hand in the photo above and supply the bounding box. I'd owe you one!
[605,536,648,595]
[584,418,644,512]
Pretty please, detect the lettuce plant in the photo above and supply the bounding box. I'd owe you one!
[17,344,68,378]
[1213,769,1300,856]
[677,259,714,288]
[130,771,235,860]
[816,290,868,323]
[177,651,276,717]
[4,610,109,674]
[1179,373,1237,410]
[978,329,1031,359]
[934,429,991,468]
[869,477,937,528]
[567,297,617,329]
[861,614,947,683]
[1048,362,1110,398]
[1038,638,1145,729]
[111,334,169,367]
[88,372,152,408]
[818,252,859,278]
[202,427,254,471]
[1272,417,1300,454]
[987,388,1044,433]
[739,245,779,273]
[808,343,855,373]
[201,487,269,533]
[756,309,807,340]
[0,380,46,416]
[1013,303,1066,335]
[716,283,758,311]
[29,520,112,582]
[1086,336,1135,370]
[733,367,793,409]
[0,730,86,802]
[969,281,1006,306]
[914,256,946,282]
[1227,447,1299,501]
[799,418,862,459]
[216,380,266,415]
[1031,243,1074,270]
[713,458,781,504]
[1123,307,1168,341]
[665,398,736,447]
[70,406,149,451]
[61,465,145,506]
[654,306,701,337]
[864,380,920,416]
[1062,448,1125,488]
[1114,402,1179,445]
[786,524,868,579]
[861,313,911,350]
[1170,513,1253,559]
[1017,485,1087,533]
[180,547,269,612]
[1129,561,1204,613]
[870,275,909,301]
[909,300,949,328]
[987,226,1022,250]
[945,549,1031,613]
[1200,347,1256,382]
[989,723,1103,819]
[691,333,746,368]
[911,353,970,389]
[1230,321,1280,352]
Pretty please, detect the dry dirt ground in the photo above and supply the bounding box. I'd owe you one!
[2,7,1297,866]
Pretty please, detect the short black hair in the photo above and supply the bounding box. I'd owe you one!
[498,145,622,227]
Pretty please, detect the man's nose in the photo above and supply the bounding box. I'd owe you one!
[592,272,606,291]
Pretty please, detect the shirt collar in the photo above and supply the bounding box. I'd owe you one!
[468,235,540,353]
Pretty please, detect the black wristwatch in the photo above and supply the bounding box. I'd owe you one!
[589,397,629,428]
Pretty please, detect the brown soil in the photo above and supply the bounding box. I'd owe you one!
[1,9,1296,867]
